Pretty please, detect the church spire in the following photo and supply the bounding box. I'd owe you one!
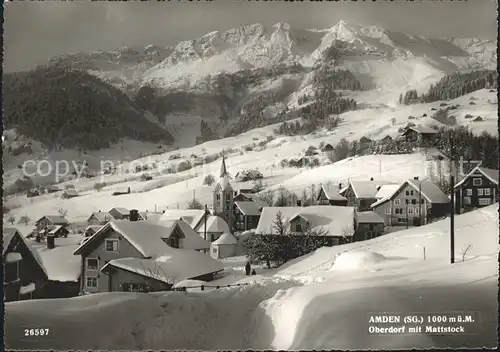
[220,155,228,178]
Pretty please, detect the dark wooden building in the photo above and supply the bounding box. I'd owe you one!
[454,166,498,213]
[400,126,438,145]
[353,211,385,242]
[317,184,348,206]
[232,201,262,232]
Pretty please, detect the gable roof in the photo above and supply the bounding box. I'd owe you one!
[374,184,401,200]
[85,225,103,233]
[220,156,228,178]
[195,215,231,234]
[109,207,129,216]
[349,180,394,199]
[403,125,438,135]
[100,251,224,284]
[318,184,347,201]
[36,215,69,225]
[159,209,208,229]
[171,219,210,250]
[355,211,385,224]
[3,228,48,278]
[212,232,237,246]
[371,179,449,208]
[454,166,499,188]
[88,212,115,223]
[255,206,355,237]
[234,201,262,216]
[214,174,233,192]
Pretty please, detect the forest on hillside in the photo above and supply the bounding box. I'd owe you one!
[399,70,497,105]
[3,67,174,150]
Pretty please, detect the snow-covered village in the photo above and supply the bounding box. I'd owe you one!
[2,1,499,350]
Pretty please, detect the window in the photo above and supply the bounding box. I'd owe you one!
[394,199,401,206]
[395,208,401,215]
[369,223,374,230]
[410,190,414,196]
[478,198,491,206]
[4,262,19,283]
[411,199,417,205]
[408,207,414,214]
[466,189,472,196]
[216,194,220,201]
[86,277,98,288]
[477,189,484,196]
[105,239,119,252]
[385,207,391,214]
[473,178,482,186]
[295,224,302,232]
[86,258,99,271]
[331,238,339,246]
[122,283,146,292]
[415,207,419,214]
[420,199,425,204]
[405,190,409,196]
[484,188,491,196]
[212,247,217,254]
[463,196,471,205]
[168,237,180,248]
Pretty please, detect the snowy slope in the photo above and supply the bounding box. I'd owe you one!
[5,205,498,350]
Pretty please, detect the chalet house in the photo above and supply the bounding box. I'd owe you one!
[255,206,356,246]
[138,211,165,222]
[353,211,385,242]
[381,135,393,143]
[39,225,69,238]
[3,228,48,301]
[401,125,438,145]
[108,207,130,220]
[317,184,348,206]
[321,143,334,153]
[210,233,238,259]
[454,166,499,213]
[35,216,69,231]
[195,215,231,242]
[371,177,450,227]
[73,219,218,294]
[342,180,395,211]
[233,201,262,232]
[62,189,79,199]
[87,211,115,225]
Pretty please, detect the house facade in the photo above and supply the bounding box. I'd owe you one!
[232,201,261,232]
[342,181,392,211]
[100,263,172,292]
[317,185,348,206]
[109,207,130,220]
[401,126,438,145]
[35,216,69,231]
[3,228,48,302]
[371,179,450,227]
[353,211,385,242]
[454,166,498,213]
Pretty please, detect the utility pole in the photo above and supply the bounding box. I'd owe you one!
[449,132,455,264]
[204,204,208,242]
[418,181,422,226]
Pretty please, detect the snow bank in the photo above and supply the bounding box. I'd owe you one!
[330,251,393,270]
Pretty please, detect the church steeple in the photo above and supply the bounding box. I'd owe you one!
[220,155,228,178]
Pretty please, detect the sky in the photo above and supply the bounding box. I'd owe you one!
[3,0,497,73]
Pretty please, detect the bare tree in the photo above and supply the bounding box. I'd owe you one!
[460,244,473,262]
[187,198,204,210]
[259,190,275,206]
[340,226,354,243]
[58,208,68,218]
[138,261,178,291]
[272,211,287,236]
[19,215,31,225]
[203,174,215,186]
[8,215,15,225]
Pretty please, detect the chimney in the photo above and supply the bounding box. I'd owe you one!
[338,183,342,189]
[47,235,55,249]
[414,176,419,180]
[129,209,139,222]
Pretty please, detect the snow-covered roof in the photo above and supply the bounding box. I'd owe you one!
[36,215,69,225]
[3,228,48,277]
[374,184,401,200]
[6,252,22,263]
[454,166,499,188]
[404,125,438,135]
[350,180,394,199]
[75,219,209,256]
[160,209,207,229]
[196,216,231,234]
[212,232,237,246]
[39,245,81,282]
[355,211,385,224]
[85,225,103,233]
[371,179,449,208]
[101,250,224,284]
[255,206,355,237]
[110,207,129,216]
[234,201,262,216]
[88,212,115,223]
[320,185,347,201]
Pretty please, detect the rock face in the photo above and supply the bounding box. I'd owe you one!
[9,20,499,146]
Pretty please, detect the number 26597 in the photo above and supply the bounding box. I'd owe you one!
[24,328,50,336]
